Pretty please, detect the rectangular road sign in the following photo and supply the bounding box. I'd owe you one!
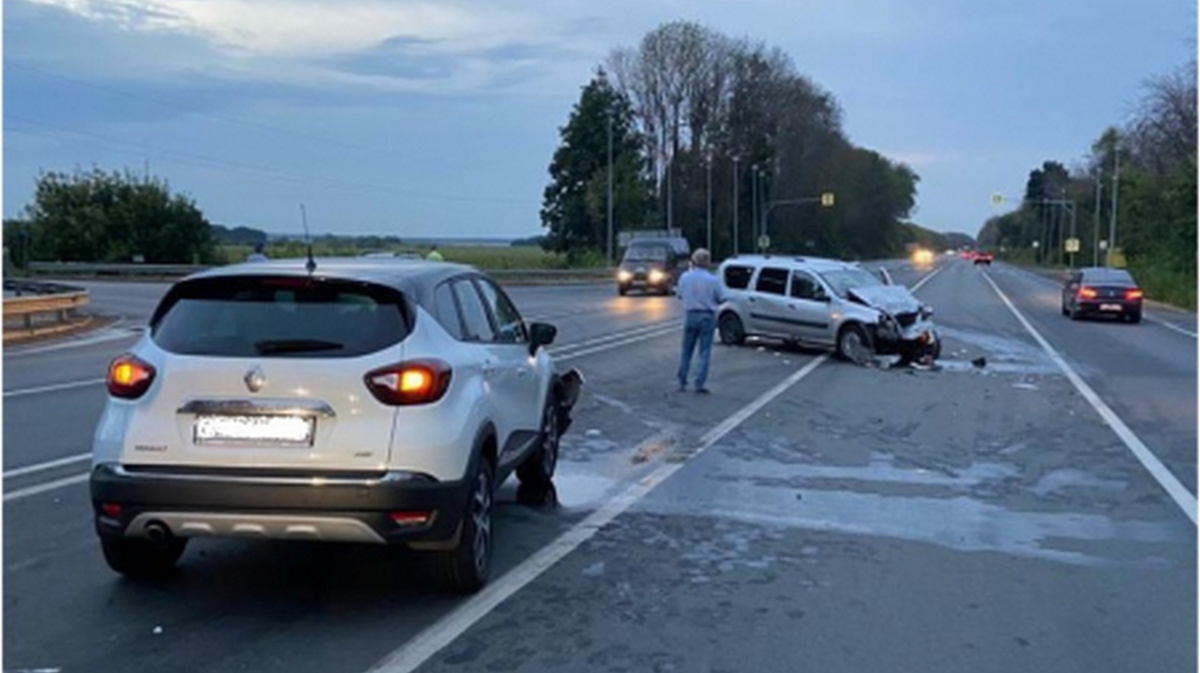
[1065,237,1081,253]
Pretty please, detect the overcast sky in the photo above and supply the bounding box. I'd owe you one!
[3,0,1194,239]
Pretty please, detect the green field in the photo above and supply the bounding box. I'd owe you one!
[216,243,586,270]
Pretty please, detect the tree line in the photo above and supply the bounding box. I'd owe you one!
[540,21,960,262]
[978,59,1196,307]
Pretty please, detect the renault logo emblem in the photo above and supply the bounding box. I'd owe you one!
[244,366,266,393]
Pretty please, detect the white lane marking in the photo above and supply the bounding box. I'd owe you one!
[554,326,680,362]
[549,320,676,353]
[982,271,1197,525]
[366,355,830,673]
[1147,316,1198,339]
[4,320,137,357]
[3,379,106,398]
[7,668,64,673]
[3,473,90,503]
[4,452,90,479]
[910,265,945,293]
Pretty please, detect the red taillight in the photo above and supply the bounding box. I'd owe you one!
[364,359,452,406]
[389,511,432,527]
[107,354,156,399]
[1126,288,1144,300]
[101,503,122,518]
[1078,287,1098,300]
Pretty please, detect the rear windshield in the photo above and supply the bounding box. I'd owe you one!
[150,276,410,358]
[1083,269,1135,284]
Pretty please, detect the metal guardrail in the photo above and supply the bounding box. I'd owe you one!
[3,280,90,335]
[25,261,614,283]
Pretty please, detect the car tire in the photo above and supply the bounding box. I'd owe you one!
[718,312,746,346]
[1061,302,1069,316]
[517,394,561,492]
[100,533,187,578]
[836,323,873,362]
[1127,311,1142,324]
[617,285,628,296]
[437,458,494,593]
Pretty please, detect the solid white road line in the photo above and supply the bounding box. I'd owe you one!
[366,355,830,673]
[4,453,90,479]
[3,473,90,503]
[910,265,945,293]
[982,270,1197,525]
[1147,316,1198,339]
[3,379,106,398]
[554,326,680,362]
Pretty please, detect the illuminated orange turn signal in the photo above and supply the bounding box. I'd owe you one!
[107,354,156,399]
[365,359,452,406]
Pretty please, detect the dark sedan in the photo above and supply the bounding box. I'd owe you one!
[1062,267,1144,322]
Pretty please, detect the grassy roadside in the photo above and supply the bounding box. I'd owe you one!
[216,244,600,270]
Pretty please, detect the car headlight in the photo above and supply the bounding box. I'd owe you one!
[617,270,632,282]
[649,269,666,283]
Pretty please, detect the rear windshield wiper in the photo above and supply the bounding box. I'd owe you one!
[254,339,345,355]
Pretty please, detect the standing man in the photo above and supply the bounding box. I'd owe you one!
[426,245,444,262]
[676,248,723,394]
[246,241,268,262]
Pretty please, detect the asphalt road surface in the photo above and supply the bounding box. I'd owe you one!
[4,260,1196,673]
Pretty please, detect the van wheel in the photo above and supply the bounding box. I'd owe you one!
[718,313,746,346]
[836,324,873,363]
[437,458,494,593]
[517,395,560,491]
[100,533,187,578]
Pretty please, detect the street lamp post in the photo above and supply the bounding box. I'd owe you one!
[1108,151,1120,267]
[606,110,614,268]
[732,156,741,256]
[751,165,759,250]
[705,154,713,253]
[1092,173,1102,267]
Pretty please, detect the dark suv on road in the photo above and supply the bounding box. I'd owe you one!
[616,238,691,296]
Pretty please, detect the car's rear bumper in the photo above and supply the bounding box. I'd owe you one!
[90,463,469,545]
[1076,300,1142,315]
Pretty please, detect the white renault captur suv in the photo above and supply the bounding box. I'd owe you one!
[91,258,582,592]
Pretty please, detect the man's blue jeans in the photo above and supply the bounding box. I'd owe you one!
[678,310,716,389]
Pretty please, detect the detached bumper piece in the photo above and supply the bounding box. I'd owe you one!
[90,463,469,545]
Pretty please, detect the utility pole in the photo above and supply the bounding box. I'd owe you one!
[732,156,740,256]
[751,165,759,249]
[705,154,712,253]
[606,109,614,268]
[1107,150,1120,267]
[1092,172,1102,267]
[666,156,673,231]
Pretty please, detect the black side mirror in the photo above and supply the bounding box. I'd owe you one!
[529,322,557,355]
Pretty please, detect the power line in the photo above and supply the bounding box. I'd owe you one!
[5,114,531,207]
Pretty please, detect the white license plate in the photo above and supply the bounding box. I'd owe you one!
[194,415,315,446]
[1100,303,1123,312]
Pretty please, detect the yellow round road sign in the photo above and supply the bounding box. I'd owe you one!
[757,235,770,250]
[990,192,1005,206]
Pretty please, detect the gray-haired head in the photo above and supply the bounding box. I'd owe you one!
[692,248,711,268]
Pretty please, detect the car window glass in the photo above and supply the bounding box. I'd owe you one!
[724,265,754,290]
[475,278,526,344]
[755,267,789,295]
[452,280,496,342]
[790,273,821,300]
[432,282,466,340]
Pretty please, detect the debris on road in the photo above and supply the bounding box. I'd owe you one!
[1012,382,1039,391]
[972,356,987,368]
[585,429,602,438]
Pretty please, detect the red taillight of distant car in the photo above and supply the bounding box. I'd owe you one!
[1078,287,1098,300]
[1126,289,1144,301]
[364,359,453,405]
[106,354,156,399]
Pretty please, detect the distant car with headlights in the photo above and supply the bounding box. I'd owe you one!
[90,258,583,592]
[716,255,940,364]
[616,237,691,296]
[1062,267,1144,323]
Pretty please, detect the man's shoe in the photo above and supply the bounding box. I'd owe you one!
[695,387,711,394]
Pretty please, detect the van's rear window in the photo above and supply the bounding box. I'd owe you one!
[150,276,410,358]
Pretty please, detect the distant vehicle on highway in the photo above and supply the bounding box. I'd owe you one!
[1062,267,1144,323]
[90,258,583,592]
[716,255,940,364]
[974,251,994,265]
[616,237,691,296]
[361,251,423,260]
